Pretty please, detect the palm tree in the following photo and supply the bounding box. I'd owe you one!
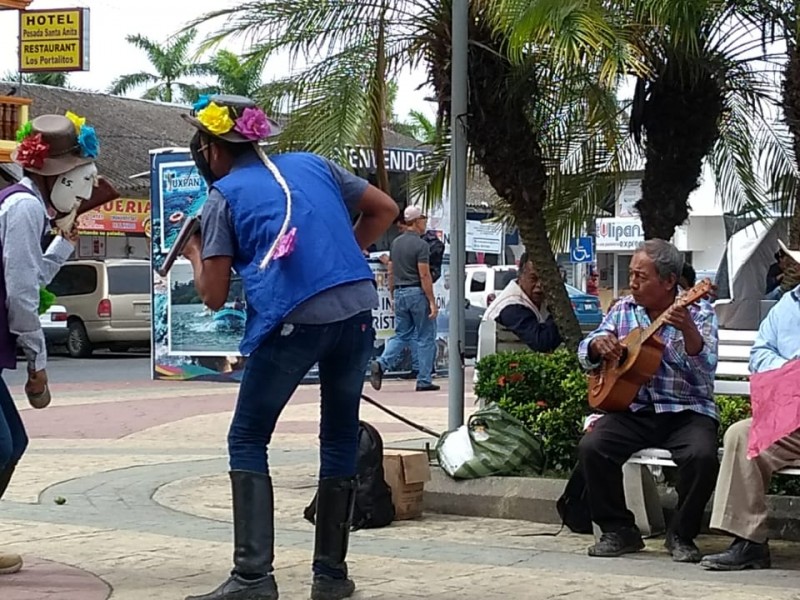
[402,110,437,143]
[108,29,204,103]
[622,0,780,240]
[198,50,266,98]
[189,0,635,348]
[736,0,800,246]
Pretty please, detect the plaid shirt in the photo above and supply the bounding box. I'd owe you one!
[578,295,719,420]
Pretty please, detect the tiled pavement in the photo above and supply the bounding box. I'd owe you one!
[3,374,800,599]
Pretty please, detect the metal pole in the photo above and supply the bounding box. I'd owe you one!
[448,0,468,431]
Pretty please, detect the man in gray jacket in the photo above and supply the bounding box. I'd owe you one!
[370,206,439,392]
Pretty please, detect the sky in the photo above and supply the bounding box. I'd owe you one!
[0,0,436,123]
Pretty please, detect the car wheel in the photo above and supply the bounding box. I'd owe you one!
[67,321,93,358]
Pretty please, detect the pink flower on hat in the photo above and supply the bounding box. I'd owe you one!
[16,133,50,170]
[234,107,271,141]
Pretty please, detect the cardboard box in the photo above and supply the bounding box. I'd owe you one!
[383,450,432,520]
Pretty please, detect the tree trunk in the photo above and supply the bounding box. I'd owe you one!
[424,9,583,348]
[369,10,390,193]
[635,64,723,241]
[784,43,800,248]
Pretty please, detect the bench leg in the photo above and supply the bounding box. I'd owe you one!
[622,462,665,538]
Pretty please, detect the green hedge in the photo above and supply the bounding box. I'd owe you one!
[475,349,800,495]
[475,348,589,474]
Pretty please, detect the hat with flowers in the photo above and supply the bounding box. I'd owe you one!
[12,111,99,176]
[182,94,281,143]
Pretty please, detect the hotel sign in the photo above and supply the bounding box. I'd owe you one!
[19,8,90,73]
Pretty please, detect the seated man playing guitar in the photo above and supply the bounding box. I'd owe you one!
[578,239,719,562]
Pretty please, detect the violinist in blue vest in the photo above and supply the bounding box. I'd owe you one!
[179,95,398,600]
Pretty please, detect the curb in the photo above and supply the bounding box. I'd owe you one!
[423,467,800,541]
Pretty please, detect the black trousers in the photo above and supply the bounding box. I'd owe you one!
[577,409,719,539]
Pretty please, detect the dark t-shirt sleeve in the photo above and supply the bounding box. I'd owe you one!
[416,237,430,264]
[496,305,562,352]
[322,158,369,211]
[201,188,236,259]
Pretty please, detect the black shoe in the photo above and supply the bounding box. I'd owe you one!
[311,477,357,600]
[311,576,355,600]
[186,471,279,600]
[665,532,701,563]
[415,383,440,392]
[186,573,278,600]
[369,361,383,391]
[700,537,771,571]
[588,526,645,558]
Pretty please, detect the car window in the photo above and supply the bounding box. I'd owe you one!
[470,271,487,292]
[565,284,583,296]
[494,269,517,290]
[108,265,151,295]
[49,265,98,297]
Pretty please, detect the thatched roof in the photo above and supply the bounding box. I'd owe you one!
[2,83,432,198]
[2,82,194,197]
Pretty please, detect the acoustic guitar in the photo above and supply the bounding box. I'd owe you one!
[587,278,714,412]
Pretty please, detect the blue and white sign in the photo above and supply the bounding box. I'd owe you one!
[569,236,594,263]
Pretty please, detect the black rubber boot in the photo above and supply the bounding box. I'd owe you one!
[0,463,17,500]
[310,477,357,600]
[186,471,279,600]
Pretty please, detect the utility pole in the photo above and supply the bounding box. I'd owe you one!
[448,0,468,431]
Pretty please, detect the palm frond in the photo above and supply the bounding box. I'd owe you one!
[108,71,158,95]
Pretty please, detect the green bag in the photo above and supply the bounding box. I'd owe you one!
[435,403,545,479]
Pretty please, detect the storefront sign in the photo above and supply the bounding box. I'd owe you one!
[78,198,150,235]
[18,8,90,72]
[595,217,644,251]
[466,220,503,254]
[346,146,429,173]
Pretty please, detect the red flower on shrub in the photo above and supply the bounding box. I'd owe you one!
[536,400,548,408]
[509,362,519,369]
[497,375,507,387]
[509,372,524,383]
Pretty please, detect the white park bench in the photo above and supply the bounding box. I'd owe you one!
[623,329,800,536]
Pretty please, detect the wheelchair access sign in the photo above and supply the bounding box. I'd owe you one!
[569,237,594,264]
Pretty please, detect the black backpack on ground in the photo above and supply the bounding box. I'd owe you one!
[423,231,446,283]
[555,463,593,534]
[304,420,395,530]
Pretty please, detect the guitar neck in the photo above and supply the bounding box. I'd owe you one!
[640,311,670,343]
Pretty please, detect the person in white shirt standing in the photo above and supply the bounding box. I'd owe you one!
[0,112,101,575]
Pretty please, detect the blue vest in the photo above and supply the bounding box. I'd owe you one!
[214,152,374,355]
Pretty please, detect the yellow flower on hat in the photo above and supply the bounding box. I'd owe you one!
[65,111,86,133]
[197,102,235,136]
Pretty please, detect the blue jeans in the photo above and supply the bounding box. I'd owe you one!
[0,373,28,474]
[228,311,374,478]
[378,287,435,387]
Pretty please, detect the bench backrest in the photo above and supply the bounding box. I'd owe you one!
[476,318,527,363]
[715,329,756,397]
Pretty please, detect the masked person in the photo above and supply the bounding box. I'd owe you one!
[179,95,397,600]
[0,112,100,574]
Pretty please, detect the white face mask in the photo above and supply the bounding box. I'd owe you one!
[50,163,97,214]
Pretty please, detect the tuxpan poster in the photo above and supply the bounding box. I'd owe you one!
[149,146,448,382]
